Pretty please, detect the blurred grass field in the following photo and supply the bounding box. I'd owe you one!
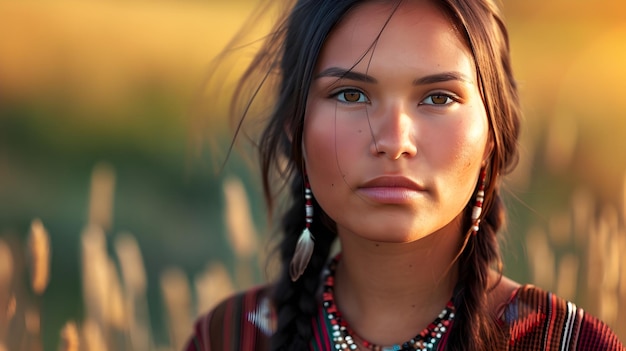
[0,0,625,349]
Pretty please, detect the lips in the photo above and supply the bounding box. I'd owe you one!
[357,176,425,204]
[360,176,424,190]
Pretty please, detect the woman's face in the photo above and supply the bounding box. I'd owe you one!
[303,0,491,243]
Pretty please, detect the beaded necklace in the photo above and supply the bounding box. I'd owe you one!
[322,256,456,351]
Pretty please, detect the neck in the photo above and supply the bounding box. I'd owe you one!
[333,223,464,346]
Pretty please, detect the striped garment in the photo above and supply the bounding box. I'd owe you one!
[184,285,625,350]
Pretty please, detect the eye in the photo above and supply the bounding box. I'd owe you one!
[420,93,456,106]
[333,89,369,103]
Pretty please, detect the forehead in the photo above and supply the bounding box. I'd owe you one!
[316,0,474,77]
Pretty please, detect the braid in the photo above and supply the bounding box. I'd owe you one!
[235,0,520,349]
[446,176,507,351]
[270,174,336,350]
[435,0,519,349]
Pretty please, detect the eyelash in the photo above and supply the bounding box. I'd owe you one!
[330,89,459,106]
[419,93,459,106]
[331,88,370,104]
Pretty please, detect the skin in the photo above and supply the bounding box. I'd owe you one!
[305,0,490,245]
[301,0,520,346]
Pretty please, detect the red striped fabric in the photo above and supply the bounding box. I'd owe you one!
[500,285,624,351]
[184,284,624,350]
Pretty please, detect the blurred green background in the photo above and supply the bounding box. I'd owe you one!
[0,0,625,349]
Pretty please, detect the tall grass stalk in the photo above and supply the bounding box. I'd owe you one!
[27,219,50,296]
[115,232,152,351]
[160,268,192,351]
[0,239,13,344]
[87,162,116,232]
[193,262,234,315]
[58,321,79,351]
[223,177,259,289]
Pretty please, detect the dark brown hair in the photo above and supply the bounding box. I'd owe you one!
[226,0,520,349]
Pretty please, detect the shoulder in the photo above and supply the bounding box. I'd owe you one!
[500,284,625,351]
[183,285,275,351]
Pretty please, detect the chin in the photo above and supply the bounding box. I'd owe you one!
[360,228,430,244]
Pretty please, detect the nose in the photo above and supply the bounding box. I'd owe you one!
[369,103,418,159]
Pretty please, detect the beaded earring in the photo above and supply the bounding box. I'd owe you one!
[471,168,487,236]
[289,179,315,281]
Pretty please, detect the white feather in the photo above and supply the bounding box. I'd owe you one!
[289,228,315,281]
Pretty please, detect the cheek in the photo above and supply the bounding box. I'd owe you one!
[303,106,368,176]
[457,122,487,167]
[302,109,345,216]
[303,103,335,168]
[303,106,338,192]
[434,109,489,178]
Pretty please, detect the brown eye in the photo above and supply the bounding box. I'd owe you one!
[431,95,448,104]
[344,92,361,102]
[335,89,368,103]
[421,93,455,106]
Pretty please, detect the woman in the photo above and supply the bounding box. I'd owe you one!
[186,0,624,350]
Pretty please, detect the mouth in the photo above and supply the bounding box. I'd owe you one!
[360,176,424,190]
[357,176,425,204]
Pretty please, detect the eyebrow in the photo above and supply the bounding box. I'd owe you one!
[315,67,376,83]
[412,72,472,85]
[315,67,471,85]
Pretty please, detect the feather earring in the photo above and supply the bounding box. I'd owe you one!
[289,180,315,281]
